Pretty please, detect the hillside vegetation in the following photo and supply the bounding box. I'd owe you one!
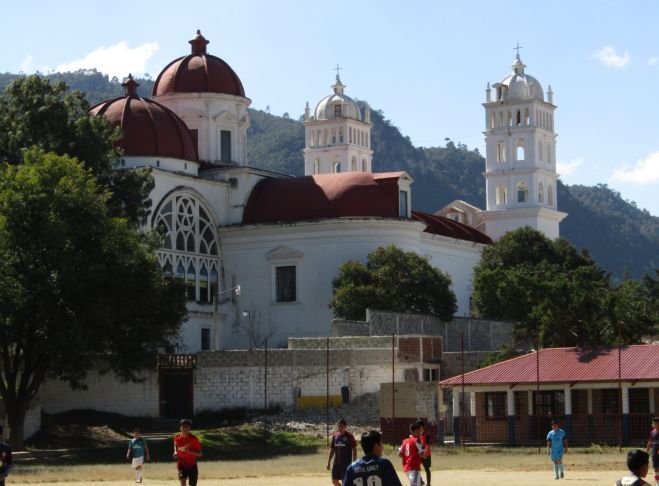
[2,71,657,279]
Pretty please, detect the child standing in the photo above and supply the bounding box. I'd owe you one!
[399,422,425,486]
[414,420,432,486]
[127,427,150,484]
[646,417,659,486]
[174,419,203,486]
[546,419,568,480]
[326,418,357,486]
[0,426,12,486]
[615,449,651,486]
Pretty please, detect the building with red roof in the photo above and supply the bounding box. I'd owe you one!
[439,345,659,445]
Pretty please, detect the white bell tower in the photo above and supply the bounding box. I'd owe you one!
[480,49,567,240]
[303,71,373,175]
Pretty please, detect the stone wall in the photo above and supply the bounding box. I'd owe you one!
[440,351,491,380]
[332,310,513,352]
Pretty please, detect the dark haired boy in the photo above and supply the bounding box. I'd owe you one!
[0,426,12,486]
[327,418,357,486]
[127,427,150,483]
[414,420,432,486]
[399,422,425,486]
[615,449,651,486]
[546,419,568,480]
[174,419,203,486]
[343,431,402,486]
[646,417,659,486]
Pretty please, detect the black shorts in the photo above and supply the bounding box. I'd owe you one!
[422,456,431,469]
[332,462,349,480]
[178,463,198,486]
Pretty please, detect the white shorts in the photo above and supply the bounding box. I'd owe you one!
[131,456,145,469]
[406,470,422,486]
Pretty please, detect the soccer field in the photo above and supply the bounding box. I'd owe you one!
[10,449,629,485]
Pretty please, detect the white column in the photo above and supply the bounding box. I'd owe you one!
[470,392,477,416]
[564,385,572,415]
[649,388,655,414]
[507,389,515,416]
[452,389,461,418]
[622,385,630,414]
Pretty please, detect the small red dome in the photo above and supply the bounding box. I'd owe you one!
[152,30,245,97]
[90,75,198,161]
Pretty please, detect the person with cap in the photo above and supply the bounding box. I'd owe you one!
[0,426,12,486]
[173,419,203,486]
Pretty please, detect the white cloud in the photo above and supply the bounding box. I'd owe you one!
[593,46,630,69]
[19,55,34,73]
[648,56,659,66]
[557,158,583,177]
[610,151,659,185]
[55,41,159,78]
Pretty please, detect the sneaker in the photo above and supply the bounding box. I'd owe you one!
[560,471,564,478]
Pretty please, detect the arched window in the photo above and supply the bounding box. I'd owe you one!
[516,110,521,126]
[516,140,525,161]
[548,185,554,206]
[339,127,344,143]
[154,192,221,305]
[498,112,503,128]
[538,182,544,203]
[496,185,507,205]
[333,161,341,173]
[524,108,530,125]
[349,127,353,144]
[517,182,529,203]
[351,157,357,171]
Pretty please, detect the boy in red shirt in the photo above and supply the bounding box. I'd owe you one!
[399,422,426,486]
[173,419,203,486]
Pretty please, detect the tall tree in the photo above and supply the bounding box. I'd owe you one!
[471,227,654,348]
[0,75,153,224]
[0,150,186,448]
[330,245,457,321]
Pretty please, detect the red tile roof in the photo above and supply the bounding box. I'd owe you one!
[439,345,659,386]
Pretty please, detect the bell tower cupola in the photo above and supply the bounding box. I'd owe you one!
[480,48,567,240]
[303,68,373,175]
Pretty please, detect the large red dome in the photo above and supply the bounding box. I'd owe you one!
[152,30,245,97]
[90,75,198,161]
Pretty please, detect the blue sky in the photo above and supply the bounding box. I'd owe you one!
[2,0,659,215]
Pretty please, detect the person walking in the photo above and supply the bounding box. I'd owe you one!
[327,418,357,486]
[127,427,150,483]
[174,419,203,486]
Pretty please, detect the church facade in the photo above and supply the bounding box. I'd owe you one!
[91,31,562,352]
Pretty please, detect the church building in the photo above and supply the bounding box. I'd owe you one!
[90,32,561,352]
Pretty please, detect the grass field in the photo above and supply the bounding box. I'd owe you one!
[10,447,634,485]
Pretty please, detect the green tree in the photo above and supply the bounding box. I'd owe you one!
[0,75,153,224]
[330,245,457,321]
[471,227,653,348]
[0,150,186,448]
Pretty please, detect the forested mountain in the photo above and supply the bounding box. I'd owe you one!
[3,71,657,279]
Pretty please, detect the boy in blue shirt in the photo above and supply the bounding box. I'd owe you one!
[547,419,568,480]
[343,431,402,486]
[127,427,150,483]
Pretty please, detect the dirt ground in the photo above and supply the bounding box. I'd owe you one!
[11,469,624,485]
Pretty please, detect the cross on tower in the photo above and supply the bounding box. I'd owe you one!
[334,64,342,77]
[513,43,523,56]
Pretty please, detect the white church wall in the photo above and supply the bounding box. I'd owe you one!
[220,218,484,350]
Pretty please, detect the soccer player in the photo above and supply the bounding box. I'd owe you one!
[0,426,12,486]
[546,419,568,480]
[174,419,203,486]
[646,417,659,486]
[127,427,150,483]
[343,431,402,486]
[615,449,651,486]
[327,418,357,486]
[399,422,425,486]
[414,420,432,486]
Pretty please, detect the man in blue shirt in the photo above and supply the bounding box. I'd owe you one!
[547,419,568,480]
[343,431,402,486]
